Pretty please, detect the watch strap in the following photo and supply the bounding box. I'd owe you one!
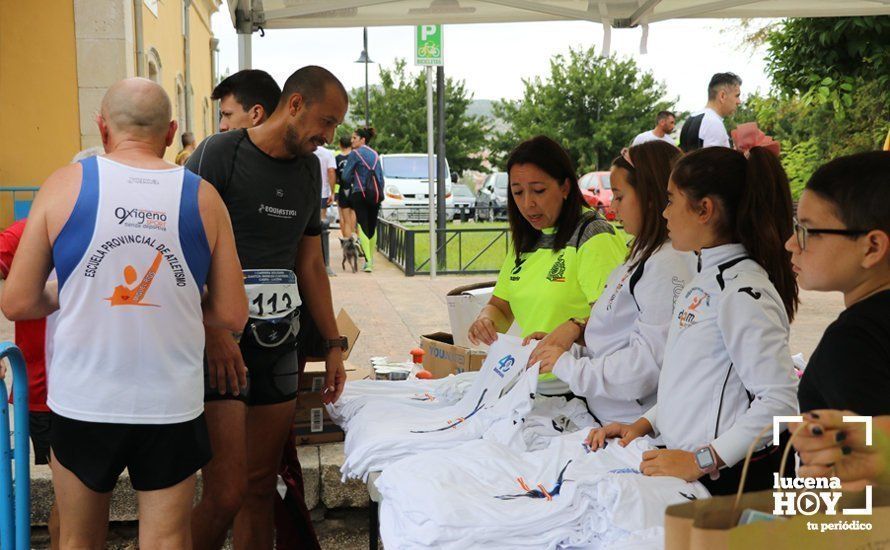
[323,336,348,351]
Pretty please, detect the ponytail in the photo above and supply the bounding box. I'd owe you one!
[738,147,798,321]
[671,147,799,321]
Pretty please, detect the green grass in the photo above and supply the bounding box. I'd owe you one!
[404,221,630,273]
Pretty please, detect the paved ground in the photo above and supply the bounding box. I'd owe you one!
[4,234,847,549]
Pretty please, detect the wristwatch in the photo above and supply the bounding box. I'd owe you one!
[569,317,588,332]
[694,445,720,480]
[323,336,349,352]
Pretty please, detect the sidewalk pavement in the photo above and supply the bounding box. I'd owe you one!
[326,235,492,376]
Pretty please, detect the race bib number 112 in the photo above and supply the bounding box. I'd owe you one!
[243,269,301,320]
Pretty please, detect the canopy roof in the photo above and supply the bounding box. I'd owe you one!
[229,0,890,31]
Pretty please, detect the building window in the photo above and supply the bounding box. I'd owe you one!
[182,1,188,36]
[144,0,159,18]
[146,48,162,84]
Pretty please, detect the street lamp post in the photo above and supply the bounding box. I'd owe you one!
[355,27,373,128]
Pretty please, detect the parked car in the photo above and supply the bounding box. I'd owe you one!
[450,184,476,220]
[475,172,509,221]
[379,154,454,223]
[578,171,615,220]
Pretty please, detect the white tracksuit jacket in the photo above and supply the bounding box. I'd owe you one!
[551,243,695,425]
[643,243,799,468]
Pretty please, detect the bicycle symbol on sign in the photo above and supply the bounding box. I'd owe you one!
[418,42,440,58]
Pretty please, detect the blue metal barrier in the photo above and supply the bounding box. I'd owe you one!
[0,343,29,550]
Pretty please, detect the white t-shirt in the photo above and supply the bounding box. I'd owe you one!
[337,335,540,480]
[314,147,336,199]
[327,371,479,426]
[376,432,710,549]
[695,107,731,148]
[631,130,675,147]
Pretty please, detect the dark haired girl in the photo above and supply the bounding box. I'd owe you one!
[342,127,384,271]
[527,140,695,424]
[587,146,800,496]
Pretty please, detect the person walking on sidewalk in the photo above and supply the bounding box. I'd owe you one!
[341,127,384,272]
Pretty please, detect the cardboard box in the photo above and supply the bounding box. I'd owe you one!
[447,282,496,349]
[293,421,344,445]
[445,283,527,350]
[293,391,344,445]
[299,362,358,393]
[419,332,486,379]
[299,308,361,362]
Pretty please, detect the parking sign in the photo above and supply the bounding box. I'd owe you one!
[415,25,443,66]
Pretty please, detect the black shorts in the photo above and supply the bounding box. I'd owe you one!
[30,411,52,465]
[49,412,211,493]
[337,187,352,209]
[203,342,300,406]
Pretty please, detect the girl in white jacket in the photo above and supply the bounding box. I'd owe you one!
[586,146,800,495]
[527,140,695,425]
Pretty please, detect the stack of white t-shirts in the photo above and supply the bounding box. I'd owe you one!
[341,335,540,480]
[515,395,598,452]
[376,431,710,549]
[327,371,479,426]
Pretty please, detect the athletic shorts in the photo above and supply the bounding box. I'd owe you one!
[337,187,352,209]
[203,343,300,406]
[49,412,211,493]
[30,411,52,465]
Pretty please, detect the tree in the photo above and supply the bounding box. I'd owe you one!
[489,47,675,172]
[733,17,890,198]
[346,59,489,174]
[765,17,890,97]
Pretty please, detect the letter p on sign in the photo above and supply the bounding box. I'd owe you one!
[421,25,437,40]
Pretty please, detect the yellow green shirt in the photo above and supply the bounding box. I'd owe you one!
[493,211,627,337]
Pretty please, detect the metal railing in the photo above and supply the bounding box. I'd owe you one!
[0,343,30,550]
[376,218,511,276]
[0,187,39,227]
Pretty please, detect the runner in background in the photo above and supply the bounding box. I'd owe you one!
[335,136,355,239]
[0,219,60,549]
[314,145,337,276]
[341,127,384,272]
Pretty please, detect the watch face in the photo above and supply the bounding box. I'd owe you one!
[696,447,714,469]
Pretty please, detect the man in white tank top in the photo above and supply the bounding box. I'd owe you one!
[1,78,248,549]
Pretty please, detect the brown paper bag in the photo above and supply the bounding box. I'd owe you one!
[693,487,890,549]
[665,423,890,549]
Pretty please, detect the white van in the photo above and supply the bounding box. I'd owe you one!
[379,153,455,222]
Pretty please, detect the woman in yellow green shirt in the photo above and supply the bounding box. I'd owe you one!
[468,135,627,351]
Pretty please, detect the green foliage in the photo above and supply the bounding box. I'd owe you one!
[490,47,676,172]
[347,59,489,174]
[765,17,890,98]
[741,77,889,199]
[735,17,890,198]
[782,139,822,199]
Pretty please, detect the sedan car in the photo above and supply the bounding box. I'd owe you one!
[450,184,476,221]
[475,172,509,221]
[578,171,615,221]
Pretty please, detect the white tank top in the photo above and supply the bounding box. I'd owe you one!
[48,156,210,424]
